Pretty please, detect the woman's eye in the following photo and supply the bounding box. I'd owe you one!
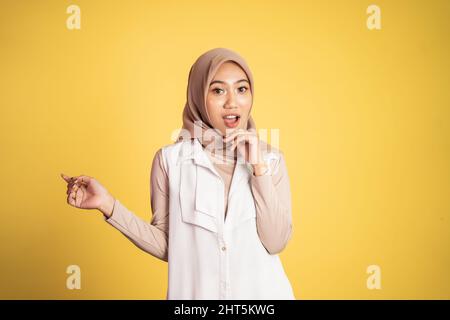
[238,86,248,93]
[213,88,224,94]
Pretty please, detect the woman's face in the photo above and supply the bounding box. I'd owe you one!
[206,61,252,136]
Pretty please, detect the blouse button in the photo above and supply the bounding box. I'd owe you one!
[221,246,227,251]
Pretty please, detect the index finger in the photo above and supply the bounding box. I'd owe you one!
[77,175,91,185]
[223,129,246,142]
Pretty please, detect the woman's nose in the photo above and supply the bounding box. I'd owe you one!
[224,92,238,109]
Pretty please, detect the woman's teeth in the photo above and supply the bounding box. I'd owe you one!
[223,115,240,128]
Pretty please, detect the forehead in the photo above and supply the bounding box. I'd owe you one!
[212,61,248,80]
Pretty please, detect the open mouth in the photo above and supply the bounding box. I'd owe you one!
[223,114,240,128]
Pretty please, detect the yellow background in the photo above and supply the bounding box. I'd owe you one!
[1,0,449,299]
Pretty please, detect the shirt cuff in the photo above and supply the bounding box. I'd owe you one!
[104,198,122,223]
[245,159,273,177]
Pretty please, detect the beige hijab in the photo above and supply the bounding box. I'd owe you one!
[176,48,257,163]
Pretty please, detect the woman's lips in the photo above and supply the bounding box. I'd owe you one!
[223,115,240,128]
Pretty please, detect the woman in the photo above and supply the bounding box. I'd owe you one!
[61,48,295,300]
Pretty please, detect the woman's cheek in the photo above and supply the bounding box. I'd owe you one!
[238,95,252,108]
[206,97,221,117]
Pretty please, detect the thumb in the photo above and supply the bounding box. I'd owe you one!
[60,173,72,183]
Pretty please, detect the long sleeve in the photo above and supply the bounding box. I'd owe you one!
[104,148,169,262]
[250,152,293,255]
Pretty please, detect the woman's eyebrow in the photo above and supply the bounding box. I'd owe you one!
[209,79,249,86]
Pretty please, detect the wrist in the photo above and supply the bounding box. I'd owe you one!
[252,163,269,176]
[99,194,115,218]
